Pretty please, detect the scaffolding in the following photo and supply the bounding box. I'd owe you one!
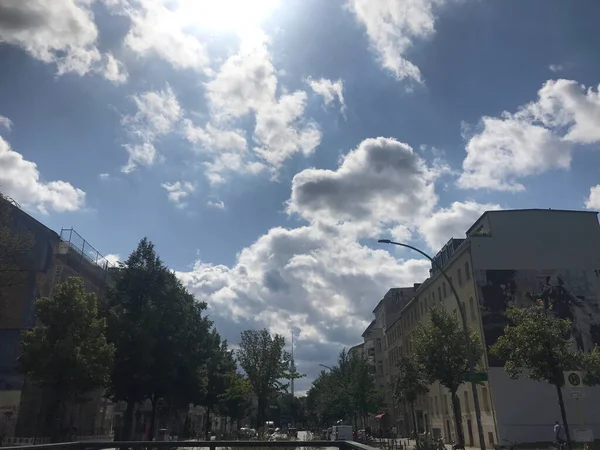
[59,228,114,272]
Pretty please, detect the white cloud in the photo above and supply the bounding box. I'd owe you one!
[585,186,600,210]
[347,0,450,83]
[207,200,225,209]
[549,64,564,73]
[98,173,110,180]
[307,77,346,115]
[176,223,431,392]
[0,0,127,82]
[162,181,195,208]
[459,79,600,191]
[419,201,502,250]
[123,0,210,73]
[121,85,182,172]
[0,116,12,131]
[205,33,322,173]
[0,133,86,214]
[102,53,129,84]
[104,253,121,265]
[288,137,441,237]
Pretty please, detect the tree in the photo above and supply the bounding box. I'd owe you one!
[201,330,236,437]
[0,193,33,309]
[412,308,482,448]
[237,329,296,429]
[392,355,429,441]
[490,306,582,450]
[219,372,252,430]
[107,237,214,440]
[348,354,383,428]
[19,277,114,439]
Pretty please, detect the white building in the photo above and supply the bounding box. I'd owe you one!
[368,209,600,446]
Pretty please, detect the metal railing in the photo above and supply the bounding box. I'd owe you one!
[59,228,114,271]
[0,440,378,450]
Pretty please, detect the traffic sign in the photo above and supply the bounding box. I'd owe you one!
[463,372,488,382]
[564,371,583,388]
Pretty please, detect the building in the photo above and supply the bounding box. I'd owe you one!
[363,209,600,446]
[348,343,364,360]
[0,198,115,438]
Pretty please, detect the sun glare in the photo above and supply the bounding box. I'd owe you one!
[177,0,280,32]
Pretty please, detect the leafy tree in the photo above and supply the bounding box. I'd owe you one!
[0,193,33,310]
[108,238,215,440]
[19,277,114,439]
[392,355,429,441]
[305,350,382,429]
[412,308,482,448]
[201,330,236,437]
[219,372,252,429]
[490,306,582,450]
[348,353,383,427]
[237,329,298,429]
[106,238,178,439]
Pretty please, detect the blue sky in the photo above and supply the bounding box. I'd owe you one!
[2,0,600,394]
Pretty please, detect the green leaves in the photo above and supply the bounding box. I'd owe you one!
[19,277,114,397]
[413,307,482,393]
[392,355,429,405]
[306,349,383,427]
[490,306,581,386]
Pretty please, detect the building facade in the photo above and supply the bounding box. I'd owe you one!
[0,198,115,439]
[363,209,600,446]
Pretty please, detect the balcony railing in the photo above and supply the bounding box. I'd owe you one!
[0,440,377,450]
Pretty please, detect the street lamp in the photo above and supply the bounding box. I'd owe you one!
[319,364,333,371]
[378,239,486,450]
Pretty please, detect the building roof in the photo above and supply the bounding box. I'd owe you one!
[361,319,376,337]
[465,208,599,236]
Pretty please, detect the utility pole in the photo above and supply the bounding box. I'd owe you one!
[290,331,296,397]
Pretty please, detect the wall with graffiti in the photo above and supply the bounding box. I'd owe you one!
[475,269,600,367]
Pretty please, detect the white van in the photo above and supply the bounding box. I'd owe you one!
[330,425,353,441]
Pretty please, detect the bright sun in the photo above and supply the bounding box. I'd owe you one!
[177,0,280,32]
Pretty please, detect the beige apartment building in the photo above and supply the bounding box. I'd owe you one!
[365,209,600,446]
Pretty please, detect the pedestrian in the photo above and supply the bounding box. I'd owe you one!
[554,421,564,443]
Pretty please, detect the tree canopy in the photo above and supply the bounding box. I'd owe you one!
[412,307,482,447]
[19,277,114,438]
[237,329,298,429]
[490,305,583,450]
[392,355,429,438]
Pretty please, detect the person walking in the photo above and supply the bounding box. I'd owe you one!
[554,421,564,444]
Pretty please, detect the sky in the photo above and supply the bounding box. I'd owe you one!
[1,0,600,396]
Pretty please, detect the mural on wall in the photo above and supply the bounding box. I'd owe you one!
[475,269,600,367]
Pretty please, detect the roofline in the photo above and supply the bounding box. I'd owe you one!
[466,209,599,235]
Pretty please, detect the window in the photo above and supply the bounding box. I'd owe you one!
[443,395,448,415]
[482,387,490,412]
[443,283,447,298]
[437,287,442,301]
[465,261,471,280]
[469,297,476,320]
[435,396,440,416]
[464,391,470,413]
[432,291,436,303]
[376,338,382,352]
[457,268,463,287]
[461,301,466,319]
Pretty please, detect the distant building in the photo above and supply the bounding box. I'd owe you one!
[348,343,364,360]
[362,209,600,446]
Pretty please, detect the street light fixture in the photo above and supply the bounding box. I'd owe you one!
[318,364,333,371]
[378,239,486,450]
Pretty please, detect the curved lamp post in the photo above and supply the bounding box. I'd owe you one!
[319,364,333,371]
[378,239,486,450]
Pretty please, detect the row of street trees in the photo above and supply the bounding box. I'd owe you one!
[15,236,300,440]
[306,349,383,429]
[390,304,600,450]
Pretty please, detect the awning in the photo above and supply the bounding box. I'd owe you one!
[375,413,385,420]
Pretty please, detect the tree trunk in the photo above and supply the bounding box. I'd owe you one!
[555,384,572,450]
[122,400,135,441]
[149,396,158,441]
[256,398,265,431]
[410,401,419,445]
[205,408,212,440]
[450,390,464,448]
